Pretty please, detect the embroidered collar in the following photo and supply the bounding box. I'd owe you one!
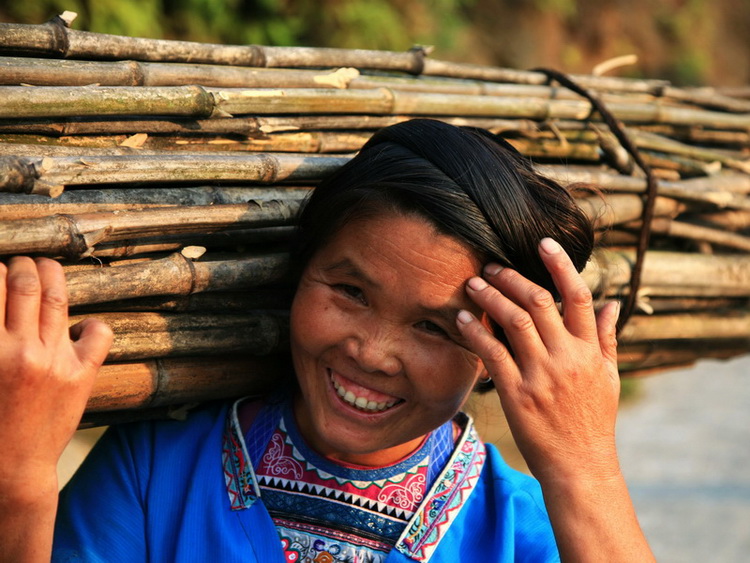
[221,398,487,562]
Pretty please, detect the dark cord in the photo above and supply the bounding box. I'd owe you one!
[531,68,660,334]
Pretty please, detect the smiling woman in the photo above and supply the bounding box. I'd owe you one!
[1,119,654,562]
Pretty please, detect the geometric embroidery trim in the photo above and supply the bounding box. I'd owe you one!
[394,414,487,562]
[222,399,260,510]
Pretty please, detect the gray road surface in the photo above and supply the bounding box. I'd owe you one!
[617,356,750,562]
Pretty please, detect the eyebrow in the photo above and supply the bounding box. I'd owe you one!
[323,257,474,338]
[322,258,381,289]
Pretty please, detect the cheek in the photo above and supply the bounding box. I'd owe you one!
[290,286,344,354]
[410,347,483,407]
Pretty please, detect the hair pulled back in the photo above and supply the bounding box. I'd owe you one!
[292,119,594,300]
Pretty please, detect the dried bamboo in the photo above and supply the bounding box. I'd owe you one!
[0,18,748,403]
[583,249,750,297]
[0,153,348,196]
[65,252,288,306]
[70,311,288,361]
[89,227,294,258]
[0,202,302,257]
[1,56,669,109]
[85,354,285,412]
[71,290,293,314]
[0,20,669,92]
[619,311,750,342]
[3,86,749,131]
[0,115,551,137]
[0,186,311,220]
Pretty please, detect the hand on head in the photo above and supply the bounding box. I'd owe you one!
[0,257,112,494]
[457,238,621,486]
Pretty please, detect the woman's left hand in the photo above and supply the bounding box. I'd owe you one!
[456,237,621,485]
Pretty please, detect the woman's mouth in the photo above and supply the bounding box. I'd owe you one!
[330,371,402,413]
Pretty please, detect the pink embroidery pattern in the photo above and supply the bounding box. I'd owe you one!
[263,433,304,479]
[377,472,426,510]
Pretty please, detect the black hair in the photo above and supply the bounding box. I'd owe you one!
[290,119,595,390]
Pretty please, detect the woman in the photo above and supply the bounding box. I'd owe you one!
[0,119,653,562]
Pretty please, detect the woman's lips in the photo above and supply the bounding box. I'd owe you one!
[329,370,402,413]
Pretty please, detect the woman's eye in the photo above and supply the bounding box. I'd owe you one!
[334,284,366,303]
[416,320,448,338]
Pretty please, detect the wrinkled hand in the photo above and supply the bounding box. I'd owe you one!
[457,238,621,485]
[0,257,113,495]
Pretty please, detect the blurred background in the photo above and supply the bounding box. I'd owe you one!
[3,1,749,561]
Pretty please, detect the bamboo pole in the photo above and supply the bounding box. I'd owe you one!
[2,85,749,131]
[0,186,311,220]
[0,153,349,196]
[0,19,669,92]
[89,227,294,258]
[70,311,289,361]
[85,354,285,412]
[65,252,289,306]
[618,311,750,342]
[0,202,302,257]
[583,249,750,297]
[71,290,293,314]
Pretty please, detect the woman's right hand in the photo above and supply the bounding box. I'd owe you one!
[0,257,112,561]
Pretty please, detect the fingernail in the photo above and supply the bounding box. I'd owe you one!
[540,238,562,255]
[467,277,488,291]
[613,300,621,319]
[483,263,503,276]
[457,310,474,325]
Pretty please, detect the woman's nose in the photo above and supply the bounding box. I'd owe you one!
[344,328,402,376]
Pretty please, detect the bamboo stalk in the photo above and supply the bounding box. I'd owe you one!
[0,114,561,137]
[65,252,289,306]
[0,186,311,220]
[71,289,293,314]
[70,311,289,361]
[3,85,749,131]
[0,202,302,258]
[89,227,294,258]
[0,20,668,92]
[577,194,684,228]
[583,249,750,297]
[0,153,348,195]
[85,354,285,412]
[619,311,750,342]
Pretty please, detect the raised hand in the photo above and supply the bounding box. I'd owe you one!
[456,237,621,483]
[456,238,653,562]
[0,257,112,562]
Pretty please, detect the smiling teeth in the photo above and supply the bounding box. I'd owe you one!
[332,379,398,412]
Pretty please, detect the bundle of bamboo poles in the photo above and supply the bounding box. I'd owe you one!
[2,13,749,425]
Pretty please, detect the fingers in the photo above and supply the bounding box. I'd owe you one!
[456,308,520,389]
[463,274,548,363]
[5,257,43,333]
[70,318,113,372]
[596,300,620,374]
[37,258,70,345]
[537,238,597,340]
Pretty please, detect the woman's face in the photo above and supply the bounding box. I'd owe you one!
[290,212,489,467]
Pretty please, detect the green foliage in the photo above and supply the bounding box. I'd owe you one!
[1,0,475,54]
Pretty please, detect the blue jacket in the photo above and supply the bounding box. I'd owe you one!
[54,401,559,562]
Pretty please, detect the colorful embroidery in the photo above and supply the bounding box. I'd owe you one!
[395,417,487,562]
[222,401,259,510]
[221,399,487,562]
